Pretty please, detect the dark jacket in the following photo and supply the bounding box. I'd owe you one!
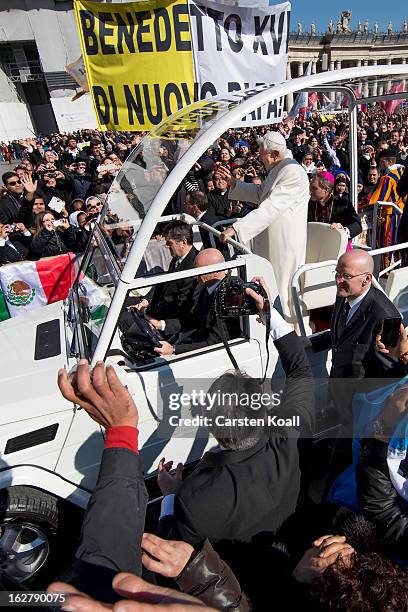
[73,174,92,200]
[198,209,228,251]
[65,447,148,603]
[208,191,230,217]
[145,246,199,336]
[0,192,24,224]
[311,286,406,381]
[174,284,241,354]
[0,234,31,265]
[30,227,75,258]
[162,332,314,590]
[357,438,408,558]
[308,196,362,239]
[287,141,308,164]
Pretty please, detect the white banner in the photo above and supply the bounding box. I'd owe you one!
[189,0,290,126]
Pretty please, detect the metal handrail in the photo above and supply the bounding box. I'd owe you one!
[291,260,338,337]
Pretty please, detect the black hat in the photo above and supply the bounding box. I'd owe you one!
[378,148,398,160]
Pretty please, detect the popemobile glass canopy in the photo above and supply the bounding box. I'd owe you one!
[93,63,408,282]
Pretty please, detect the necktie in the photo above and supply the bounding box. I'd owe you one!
[337,301,351,337]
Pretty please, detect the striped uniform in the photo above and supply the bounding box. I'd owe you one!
[369,165,406,269]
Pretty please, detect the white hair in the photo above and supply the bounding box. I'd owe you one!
[257,131,290,159]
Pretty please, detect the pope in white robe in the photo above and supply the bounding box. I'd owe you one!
[220,131,310,327]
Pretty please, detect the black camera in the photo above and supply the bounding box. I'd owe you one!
[215,276,267,318]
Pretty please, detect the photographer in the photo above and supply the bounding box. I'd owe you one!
[157,275,314,607]
[71,161,92,200]
[40,170,73,213]
[0,222,31,264]
[154,249,241,356]
[30,211,75,258]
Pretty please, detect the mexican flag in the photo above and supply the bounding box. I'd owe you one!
[0,253,76,319]
[0,253,110,327]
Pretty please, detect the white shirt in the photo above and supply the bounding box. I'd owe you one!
[346,286,371,324]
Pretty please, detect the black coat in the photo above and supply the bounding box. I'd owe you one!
[145,246,199,336]
[0,235,31,265]
[208,191,230,217]
[311,286,406,381]
[308,197,362,239]
[30,228,75,258]
[287,142,308,164]
[198,209,229,257]
[0,192,24,224]
[64,447,148,603]
[174,284,241,354]
[162,331,314,594]
[357,438,408,558]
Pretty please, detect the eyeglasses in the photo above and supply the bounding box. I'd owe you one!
[334,271,371,281]
[7,180,21,186]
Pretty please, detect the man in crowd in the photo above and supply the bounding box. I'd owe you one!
[208,170,231,217]
[0,222,31,264]
[0,172,36,224]
[185,190,227,252]
[308,172,362,239]
[287,127,308,163]
[219,131,310,327]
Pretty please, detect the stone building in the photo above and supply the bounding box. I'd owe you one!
[287,17,408,109]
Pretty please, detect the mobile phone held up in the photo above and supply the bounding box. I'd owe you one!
[381,316,402,349]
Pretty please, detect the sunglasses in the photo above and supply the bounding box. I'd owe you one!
[7,180,22,186]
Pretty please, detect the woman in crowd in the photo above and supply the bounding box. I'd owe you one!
[30,211,75,258]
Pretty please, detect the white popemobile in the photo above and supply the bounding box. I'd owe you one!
[0,64,407,582]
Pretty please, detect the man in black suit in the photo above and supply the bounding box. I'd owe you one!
[121,221,198,339]
[156,279,314,602]
[154,248,240,356]
[308,249,406,421]
[0,222,31,265]
[185,191,229,258]
[308,172,362,239]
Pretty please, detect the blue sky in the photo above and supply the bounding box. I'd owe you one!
[290,1,407,34]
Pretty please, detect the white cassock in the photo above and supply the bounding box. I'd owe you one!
[229,158,310,326]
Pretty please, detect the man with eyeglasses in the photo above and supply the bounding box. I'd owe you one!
[307,250,405,421]
[0,171,36,225]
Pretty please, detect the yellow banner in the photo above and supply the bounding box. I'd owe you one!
[74,0,196,131]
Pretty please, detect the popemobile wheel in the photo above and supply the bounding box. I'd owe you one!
[0,486,79,585]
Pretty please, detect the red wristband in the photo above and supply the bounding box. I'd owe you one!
[105,426,139,453]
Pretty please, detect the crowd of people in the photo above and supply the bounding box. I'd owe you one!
[1,104,408,609]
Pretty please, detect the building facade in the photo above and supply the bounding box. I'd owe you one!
[0,3,407,140]
[286,26,408,109]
